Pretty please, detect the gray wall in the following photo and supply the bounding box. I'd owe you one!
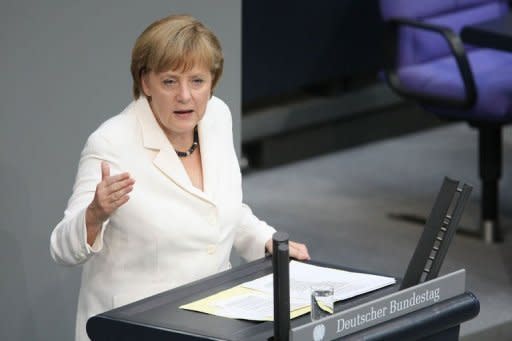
[0,1,241,340]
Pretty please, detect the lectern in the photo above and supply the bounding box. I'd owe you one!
[87,257,478,340]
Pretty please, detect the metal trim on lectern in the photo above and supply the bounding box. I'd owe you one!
[290,269,466,341]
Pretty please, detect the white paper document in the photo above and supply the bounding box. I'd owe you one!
[243,261,396,302]
[207,261,395,320]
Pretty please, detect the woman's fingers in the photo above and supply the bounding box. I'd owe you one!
[105,172,132,188]
[93,163,135,218]
[101,161,110,180]
[100,162,132,187]
[265,239,311,261]
[113,194,130,206]
[289,241,311,260]
[110,185,134,204]
[107,177,135,197]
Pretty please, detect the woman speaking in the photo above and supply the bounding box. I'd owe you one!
[50,14,309,341]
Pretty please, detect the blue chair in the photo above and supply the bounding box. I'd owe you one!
[379,0,512,242]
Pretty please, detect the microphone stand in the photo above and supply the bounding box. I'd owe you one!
[272,232,290,341]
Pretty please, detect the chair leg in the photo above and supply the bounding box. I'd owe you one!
[478,125,503,243]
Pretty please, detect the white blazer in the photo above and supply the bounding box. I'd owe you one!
[50,96,276,341]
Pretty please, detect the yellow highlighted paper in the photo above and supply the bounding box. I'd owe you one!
[180,284,310,321]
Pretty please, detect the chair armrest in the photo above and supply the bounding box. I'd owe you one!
[384,17,477,110]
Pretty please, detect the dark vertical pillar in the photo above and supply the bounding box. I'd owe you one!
[478,124,502,242]
[272,232,290,341]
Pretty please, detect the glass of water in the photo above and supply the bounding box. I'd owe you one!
[310,283,334,321]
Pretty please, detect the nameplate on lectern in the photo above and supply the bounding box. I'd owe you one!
[290,269,466,341]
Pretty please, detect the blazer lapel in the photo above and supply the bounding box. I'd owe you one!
[134,97,215,204]
[197,112,219,201]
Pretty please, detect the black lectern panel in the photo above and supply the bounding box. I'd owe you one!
[343,292,479,340]
[87,258,399,340]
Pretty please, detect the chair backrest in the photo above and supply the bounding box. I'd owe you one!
[379,0,509,66]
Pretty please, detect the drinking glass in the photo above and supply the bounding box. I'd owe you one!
[310,283,334,321]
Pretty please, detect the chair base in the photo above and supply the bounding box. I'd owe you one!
[483,219,502,243]
[477,124,504,244]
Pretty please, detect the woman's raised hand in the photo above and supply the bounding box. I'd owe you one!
[85,161,135,245]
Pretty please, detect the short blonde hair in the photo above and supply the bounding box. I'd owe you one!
[130,14,224,99]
